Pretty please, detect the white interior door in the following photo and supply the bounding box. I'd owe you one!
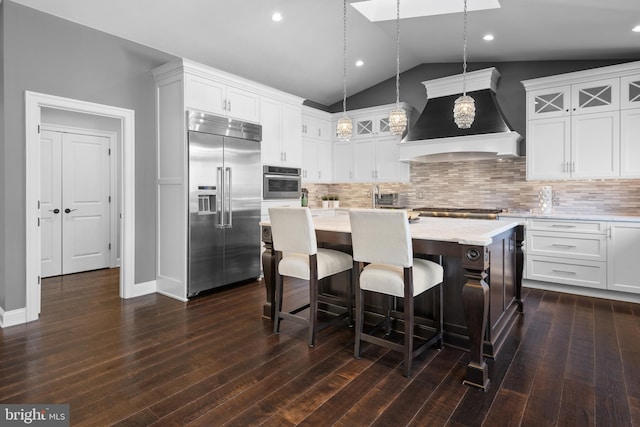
[40,130,63,277]
[62,132,110,275]
[40,131,110,277]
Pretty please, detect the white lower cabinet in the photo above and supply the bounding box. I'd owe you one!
[526,219,607,289]
[607,222,640,294]
[525,218,640,296]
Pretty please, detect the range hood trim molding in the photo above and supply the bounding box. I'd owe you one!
[423,67,500,99]
[399,131,522,163]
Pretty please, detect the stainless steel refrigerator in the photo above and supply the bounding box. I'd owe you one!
[187,111,262,297]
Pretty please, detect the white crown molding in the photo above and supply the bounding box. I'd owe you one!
[422,68,500,99]
[522,60,640,91]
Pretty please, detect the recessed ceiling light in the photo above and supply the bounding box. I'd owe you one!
[355,60,365,67]
[633,25,640,32]
[483,34,495,41]
[271,12,284,22]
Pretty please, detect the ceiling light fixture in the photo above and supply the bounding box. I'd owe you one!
[355,59,364,67]
[453,0,476,129]
[389,0,407,136]
[271,12,283,22]
[483,34,494,41]
[633,25,640,32]
[336,0,353,142]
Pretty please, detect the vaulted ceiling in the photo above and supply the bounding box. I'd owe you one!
[9,0,640,105]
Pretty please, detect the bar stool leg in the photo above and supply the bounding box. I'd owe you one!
[354,287,364,359]
[273,273,283,334]
[309,275,318,347]
[347,269,355,327]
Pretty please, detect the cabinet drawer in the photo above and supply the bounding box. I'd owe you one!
[527,256,606,289]
[527,231,606,261]
[527,218,605,234]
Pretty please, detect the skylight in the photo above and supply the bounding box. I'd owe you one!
[351,0,501,22]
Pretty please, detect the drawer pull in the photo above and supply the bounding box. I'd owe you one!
[552,269,577,275]
[551,244,577,248]
[551,224,576,228]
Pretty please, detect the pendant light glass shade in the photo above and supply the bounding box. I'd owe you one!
[389,0,406,136]
[337,0,352,142]
[454,0,475,129]
[389,108,407,135]
[337,116,353,141]
[453,95,476,129]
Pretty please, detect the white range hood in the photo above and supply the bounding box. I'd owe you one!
[399,68,522,163]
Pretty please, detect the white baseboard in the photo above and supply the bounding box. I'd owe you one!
[0,306,27,328]
[523,279,640,304]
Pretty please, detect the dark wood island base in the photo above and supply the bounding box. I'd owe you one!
[261,219,524,390]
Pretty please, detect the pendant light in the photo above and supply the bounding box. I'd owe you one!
[336,0,353,142]
[389,0,407,135]
[453,0,476,129]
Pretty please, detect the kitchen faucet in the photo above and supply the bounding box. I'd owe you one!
[372,184,379,209]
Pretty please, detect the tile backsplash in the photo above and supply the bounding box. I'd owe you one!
[304,157,640,215]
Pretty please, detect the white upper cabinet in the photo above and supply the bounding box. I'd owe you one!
[261,99,302,167]
[522,61,640,180]
[185,74,260,123]
[621,108,640,177]
[301,107,333,183]
[302,114,332,140]
[332,141,353,182]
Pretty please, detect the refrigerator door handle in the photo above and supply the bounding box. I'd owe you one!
[225,167,232,228]
[216,167,224,228]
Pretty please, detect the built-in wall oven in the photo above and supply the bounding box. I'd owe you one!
[263,165,301,199]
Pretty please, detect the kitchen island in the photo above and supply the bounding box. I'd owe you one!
[261,215,524,389]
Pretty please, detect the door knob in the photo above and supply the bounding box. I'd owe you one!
[49,208,60,214]
[64,208,77,214]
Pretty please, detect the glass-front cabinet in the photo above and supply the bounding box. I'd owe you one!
[354,114,394,138]
[528,87,570,120]
[621,74,640,110]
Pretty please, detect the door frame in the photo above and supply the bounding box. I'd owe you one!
[25,91,136,323]
[41,124,120,269]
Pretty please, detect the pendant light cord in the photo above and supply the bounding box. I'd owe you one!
[462,0,469,96]
[395,0,401,106]
[342,0,348,115]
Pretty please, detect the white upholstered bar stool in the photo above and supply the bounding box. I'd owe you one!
[269,207,354,347]
[348,208,444,377]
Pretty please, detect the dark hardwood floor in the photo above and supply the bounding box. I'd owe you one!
[1,268,639,426]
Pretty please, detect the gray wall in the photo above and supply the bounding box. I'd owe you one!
[328,60,638,138]
[1,1,176,310]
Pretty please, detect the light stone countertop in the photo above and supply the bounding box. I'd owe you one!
[498,211,640,223]
[262,214,520,246]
